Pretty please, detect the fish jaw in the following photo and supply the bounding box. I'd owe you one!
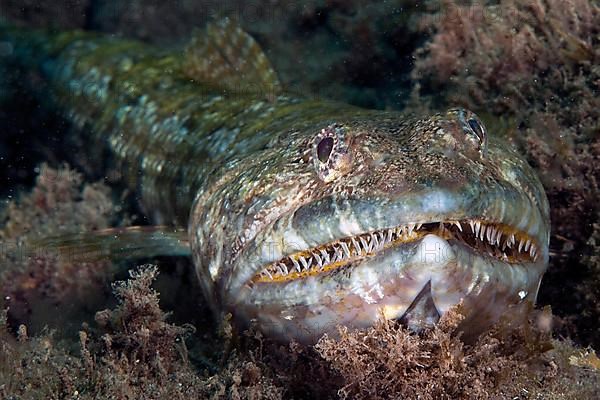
[190,108,550,343]
[234,233,545,343]
[227,183,548,343]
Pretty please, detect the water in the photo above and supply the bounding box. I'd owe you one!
[0,1,599,398]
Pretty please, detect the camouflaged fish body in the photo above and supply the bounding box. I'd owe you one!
[3,20,550,343]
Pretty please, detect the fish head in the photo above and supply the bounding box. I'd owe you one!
[190,107,550,343]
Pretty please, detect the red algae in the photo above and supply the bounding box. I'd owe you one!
[315,305,600,399]
[0,164,117,334]
[2,265,598,399]
[0,266,285,399]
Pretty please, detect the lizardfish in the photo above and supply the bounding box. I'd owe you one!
[1,19,549,343]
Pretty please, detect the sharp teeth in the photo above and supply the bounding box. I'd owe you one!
[530,244,537,258]
[371,233,380,250]
[313,252,322,267]
[351,238,361,255]
[341,241,351,258]
[379,232,387,248]
[335,246,344,261]
[319,249,330,264]
[365,236,374,252]
[279,263,288,275]
[299,256,309,270]
[266,222,539,281]
[488,227,498,245]
[360,237,369,252]
[292,258,302,273]
[454,221,463,232]
[379,231,387,244]
[375,234,383,249]
[331,248,338,262]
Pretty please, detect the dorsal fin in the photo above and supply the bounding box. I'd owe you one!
[183,18,282,99]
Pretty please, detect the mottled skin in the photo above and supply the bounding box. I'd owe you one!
[2,21,550,343]
[192,111,549,341]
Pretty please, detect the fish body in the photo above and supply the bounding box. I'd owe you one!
[2,20,550,343]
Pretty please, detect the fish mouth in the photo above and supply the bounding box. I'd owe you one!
[248,219,541,285]
[228,186,548,342]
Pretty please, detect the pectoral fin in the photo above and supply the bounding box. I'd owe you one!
[29,226,191,263]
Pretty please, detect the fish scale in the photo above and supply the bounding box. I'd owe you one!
[40,27,366,243]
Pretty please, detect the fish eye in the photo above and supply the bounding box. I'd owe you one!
[312,124,352,183]
[467,117,485,144]
[449,108,488,156]
[317,137,334,163]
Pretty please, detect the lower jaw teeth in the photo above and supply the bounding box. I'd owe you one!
[254,220,539,284]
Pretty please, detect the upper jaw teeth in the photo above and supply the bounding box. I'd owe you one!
[253,219,540,284]
[463,218,539,262]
